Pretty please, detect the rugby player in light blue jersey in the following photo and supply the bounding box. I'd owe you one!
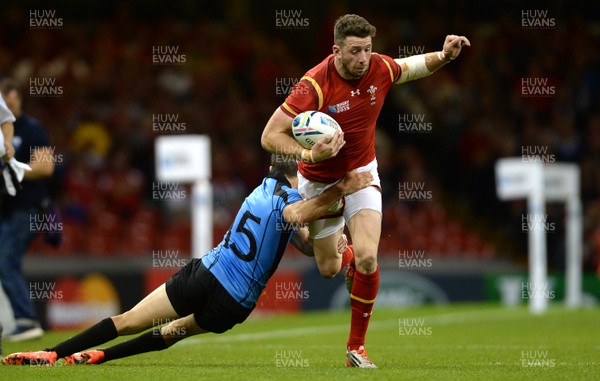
[3,150,372,366]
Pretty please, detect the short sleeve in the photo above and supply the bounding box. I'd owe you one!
[280,80,318,117]
[379,54,402,83]
[284,188,303,206]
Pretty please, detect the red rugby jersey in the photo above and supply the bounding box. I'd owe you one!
[281,53,401,183]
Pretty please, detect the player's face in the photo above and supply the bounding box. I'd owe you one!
[2,89,22,116]
[334,36,372,79]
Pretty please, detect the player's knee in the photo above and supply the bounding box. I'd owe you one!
[319,267,338,279]
[355,254,377,274]
[317,261,340,279]
[160,322,188,346]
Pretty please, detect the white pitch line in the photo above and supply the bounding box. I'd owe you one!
[178,307,544,346]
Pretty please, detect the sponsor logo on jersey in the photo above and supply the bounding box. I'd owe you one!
[327,100,350,114]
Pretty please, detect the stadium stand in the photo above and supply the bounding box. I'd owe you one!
[1,1,598,274]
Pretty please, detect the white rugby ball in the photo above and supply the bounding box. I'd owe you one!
[291,111,340,149]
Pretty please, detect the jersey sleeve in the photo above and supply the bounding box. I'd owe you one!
[275,186,302,210]
[284,188,302,206]
[280,79,319,118]
[273,185,302,220]
[378,54,402,84]
[0,92,16,125]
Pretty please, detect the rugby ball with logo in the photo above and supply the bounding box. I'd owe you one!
[291,111,341,149]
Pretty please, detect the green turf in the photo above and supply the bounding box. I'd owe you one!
[1,304,598,380]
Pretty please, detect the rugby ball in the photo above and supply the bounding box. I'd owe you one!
[291,111,340,149]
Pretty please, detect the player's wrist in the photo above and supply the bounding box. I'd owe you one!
[337,176,355,195]
[438,51,454,63]
[301,149,315,163]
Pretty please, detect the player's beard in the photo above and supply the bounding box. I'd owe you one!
[342,60,368,79]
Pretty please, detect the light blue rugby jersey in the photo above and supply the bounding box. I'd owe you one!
[201,170,302,309]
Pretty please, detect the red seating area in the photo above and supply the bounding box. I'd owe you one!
[30,203,494,259]
[380,203,494,258]
[30,207,191,257]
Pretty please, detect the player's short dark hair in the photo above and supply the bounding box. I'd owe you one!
[0,78,20,96]
[270,154,298,178]
[334,14,376,46]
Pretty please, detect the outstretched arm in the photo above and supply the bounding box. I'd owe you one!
[283,170,373,226]
[291,229,348,258]
[395,34,471,84]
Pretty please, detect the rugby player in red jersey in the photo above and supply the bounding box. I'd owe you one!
[261,14,470,368]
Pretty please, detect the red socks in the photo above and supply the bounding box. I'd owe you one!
[340,244,354,270]
[338,244,380,350]
[347,266,380,351]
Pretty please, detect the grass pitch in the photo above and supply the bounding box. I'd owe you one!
[1,304,598,380]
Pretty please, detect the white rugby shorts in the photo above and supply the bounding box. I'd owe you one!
[297,158,382,239]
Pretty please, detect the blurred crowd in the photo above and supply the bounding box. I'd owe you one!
[0,1,598,271]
